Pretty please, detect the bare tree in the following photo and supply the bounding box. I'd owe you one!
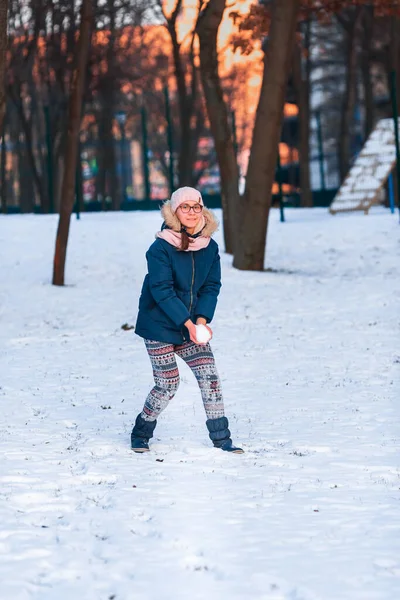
[0,0,7,134]
[360,6,374,140]
[233,0,300,271]
[94,0,120,209]
[7,0,48,210]
[197,0,239,254]
[336,7,362,180]
[0,0,8,213]
[39,0,79,212]
[156,0,205,187]
[53,0,93,286]
[292,19,312,207]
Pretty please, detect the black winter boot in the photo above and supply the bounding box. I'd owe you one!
[206,417,244,454]
[131,414,157,453]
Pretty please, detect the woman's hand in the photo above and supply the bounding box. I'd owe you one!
[196,317,212,341]
[184,319,200,344]
[185,319,212,345]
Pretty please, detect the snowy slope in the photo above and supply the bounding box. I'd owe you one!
[0,207,399,600]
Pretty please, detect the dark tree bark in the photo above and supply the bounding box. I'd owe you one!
[337,9,362,181]
[390,16,400,114]
[53,0,92,286]
[161,0,203,187]
[13,90,47,207]
[166,1,192,186]
[96,95,119,210]
[197,0,240,255]
[0,0,7,134]
[292,19,312,208]
[1,112,6,213]
[8,0,48,210]
[360,6,374,141]
[17,138,35,212]
[96,0,120,210]
[233,0,300,271]
[44,0,77,212]
[8,103,35,212]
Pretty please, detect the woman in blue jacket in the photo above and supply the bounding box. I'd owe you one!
[131,186,243,454]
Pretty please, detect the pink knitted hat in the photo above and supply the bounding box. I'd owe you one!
[170,186,203,213]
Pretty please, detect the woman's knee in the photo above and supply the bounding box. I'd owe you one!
[154,375,180,396]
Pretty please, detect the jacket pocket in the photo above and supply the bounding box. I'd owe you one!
[148,304,176,327]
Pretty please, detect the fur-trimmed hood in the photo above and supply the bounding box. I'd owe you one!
[160,200,219,237]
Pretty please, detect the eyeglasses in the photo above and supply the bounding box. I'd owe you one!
[179,203,203,214]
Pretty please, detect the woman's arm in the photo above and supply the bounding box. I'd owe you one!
[147,246,190,328]
[194,248,222,324]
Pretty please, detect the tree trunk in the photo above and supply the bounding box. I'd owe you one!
[52,0,92,286]
[164,0,200,187]
[233,0,300,271]
[360,7,374,141]
[0,0,7,134]
[13,94,46,208]
[10,105,35,212]
[75,138,84,211]
[196,0,239,255]
[292,20,312,208]
[17,138,35,212]
[55,153,64,213]
[30,92,50,213]
[168,20,192,186]
[105,0,120,210]
[338,10,362,181]
[97,97,119,210]
[95,131,106,208]
[1,114,6,213]
[390,16,400,114]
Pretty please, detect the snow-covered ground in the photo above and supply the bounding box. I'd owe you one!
[0,207,399,600]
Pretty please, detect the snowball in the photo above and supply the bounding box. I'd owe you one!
[195,324,211,343]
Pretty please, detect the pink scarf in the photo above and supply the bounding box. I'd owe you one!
[156,215,211,251]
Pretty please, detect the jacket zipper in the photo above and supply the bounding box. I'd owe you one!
[189,251,195,314]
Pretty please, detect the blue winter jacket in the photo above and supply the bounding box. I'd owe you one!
[135,206,221,345]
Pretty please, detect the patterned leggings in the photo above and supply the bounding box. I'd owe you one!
[141,339,225,421]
